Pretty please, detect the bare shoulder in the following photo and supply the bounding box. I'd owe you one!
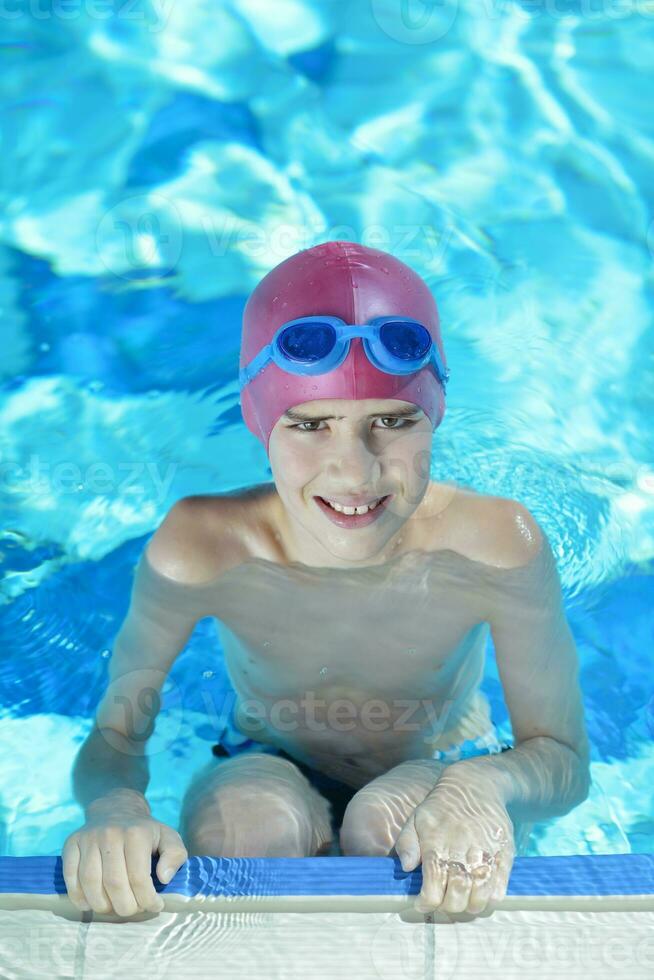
[145,488,269,585]
[441,485,544,571]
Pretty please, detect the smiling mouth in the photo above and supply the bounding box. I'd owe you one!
[316,495,390,515]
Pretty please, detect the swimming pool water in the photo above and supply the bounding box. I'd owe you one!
[0,1,653,859]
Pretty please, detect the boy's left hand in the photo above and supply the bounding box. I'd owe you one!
[393,768,516,916]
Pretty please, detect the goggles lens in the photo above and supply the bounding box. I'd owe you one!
[278,321,336,362]
[379,319,431,361]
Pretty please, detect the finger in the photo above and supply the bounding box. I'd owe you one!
[393,814,421,872]
[415,849,448,911]
[62,838,89,911]
[155,825,188,884]
[490,845,515,904]
[97,836,139,917]
[77,840,113,914]
[466,847,496,914]
[124,829,164,912]
[439,854,473,915]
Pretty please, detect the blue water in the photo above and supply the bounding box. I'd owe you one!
[0,2,653,859]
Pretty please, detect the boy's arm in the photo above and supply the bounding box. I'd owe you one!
[444,502,591,823]
[394,502,591,913]
[72,497,218,818]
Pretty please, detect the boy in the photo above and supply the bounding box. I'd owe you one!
[63,241,590,919]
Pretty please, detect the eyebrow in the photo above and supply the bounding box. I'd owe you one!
[282,405,424,422]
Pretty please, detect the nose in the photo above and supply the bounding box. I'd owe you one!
[324,433,382,488]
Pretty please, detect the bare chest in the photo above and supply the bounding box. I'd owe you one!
[212,551,488,699]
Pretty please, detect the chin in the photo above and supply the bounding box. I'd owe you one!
[313,525,391,559]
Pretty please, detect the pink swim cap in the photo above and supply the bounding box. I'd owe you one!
[239,241,448,453]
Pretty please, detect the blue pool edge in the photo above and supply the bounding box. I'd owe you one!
[1,853,653,898]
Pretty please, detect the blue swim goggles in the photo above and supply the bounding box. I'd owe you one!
[238,315,450,393]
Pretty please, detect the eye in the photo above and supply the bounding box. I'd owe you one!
[288,417,416,433]
[291,420,325,432]
[377,417,415,429]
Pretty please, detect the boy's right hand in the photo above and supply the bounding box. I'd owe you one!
[62,798,188,916]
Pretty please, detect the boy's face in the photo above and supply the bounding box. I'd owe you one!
[268,398,434,567]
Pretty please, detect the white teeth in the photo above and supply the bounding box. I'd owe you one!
[323,497,383,515]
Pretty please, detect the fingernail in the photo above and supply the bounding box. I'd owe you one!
[396,851,410,871]
[159,868,173,883]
